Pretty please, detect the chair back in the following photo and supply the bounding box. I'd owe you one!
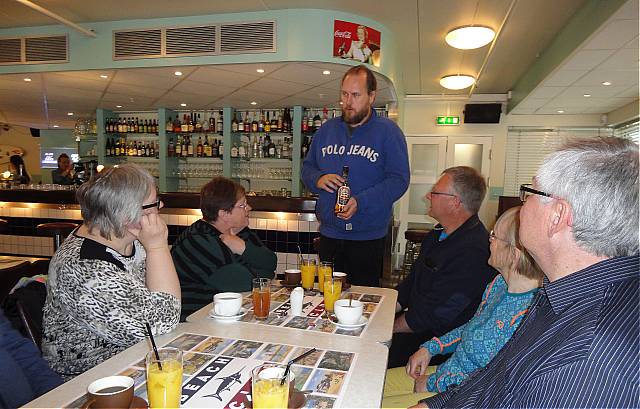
[0,261,32,304]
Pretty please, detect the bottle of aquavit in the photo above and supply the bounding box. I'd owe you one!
[334,166,350,214]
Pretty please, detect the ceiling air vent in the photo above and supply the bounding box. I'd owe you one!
[220,21,276,54]
[166,25,216,56]
[25,35,67,63]
[114,29,162,59]
[0,38,22,64]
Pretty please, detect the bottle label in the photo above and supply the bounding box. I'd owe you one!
[335,185,350,213]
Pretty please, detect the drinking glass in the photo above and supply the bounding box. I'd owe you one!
[145,348,183,408]
[323,275,342,313]
[251,363,290,409]
[300,258,317,291]
[252,278,271,320]
[318,261,333,294]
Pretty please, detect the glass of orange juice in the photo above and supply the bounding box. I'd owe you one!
[300,258,317,291]
[252,363,291,409]
[323,275,342,313]
[318,261,333,294]
[146,348,183,408]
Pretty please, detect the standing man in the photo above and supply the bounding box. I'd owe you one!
[391,166,496,368]
[416,137,639,408]
[302,65,409,287]
[51,153,75,185]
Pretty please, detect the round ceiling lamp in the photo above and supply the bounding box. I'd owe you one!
[440,74,476,90]
[446,26,495,50]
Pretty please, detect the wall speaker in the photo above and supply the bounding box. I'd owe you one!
[463,103,502,124]
[30,128,41,137]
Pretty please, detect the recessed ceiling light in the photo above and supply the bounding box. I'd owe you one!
[180,103,187,107]
[602,81,612,86]
[100,75,108,79]
[67,112,74,116]
[250,101,257,105]
[445,26,495,50]
[174,71,183,76]
[557,110,565,113]
[322,70,331,75]
[256,68,265,73]
[53,125,59,128]
[23,78,32,82]
[440,74,476,90]
[116,105,123,108]
[583,94,591,97]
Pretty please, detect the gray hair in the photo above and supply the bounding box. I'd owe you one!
[536,137,639,257]
[76,163,157,240]
[442,166,487,214]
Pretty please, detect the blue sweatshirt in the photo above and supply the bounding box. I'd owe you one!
[302,109,410,240]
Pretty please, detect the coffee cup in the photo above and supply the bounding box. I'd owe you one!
[334,299,363,325]
[284,269,302,286]
[81,376,134,409]
[213,292,243,316]
[332,272,347,287]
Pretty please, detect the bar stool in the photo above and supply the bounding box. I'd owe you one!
[396,229,431,285]
[36,222,79,252]
[0,218,9,234]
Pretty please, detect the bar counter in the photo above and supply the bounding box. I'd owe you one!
[0,188,320,275]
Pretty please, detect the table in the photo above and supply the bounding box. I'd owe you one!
[0,255,48,270]
[187,284,398,345]
[26,321,390,408]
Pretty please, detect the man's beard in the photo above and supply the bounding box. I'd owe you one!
[342,106,369,125]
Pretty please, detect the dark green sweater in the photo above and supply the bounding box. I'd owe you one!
[171,220,276,321]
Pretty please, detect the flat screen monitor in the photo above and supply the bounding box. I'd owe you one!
[41,148,79,169]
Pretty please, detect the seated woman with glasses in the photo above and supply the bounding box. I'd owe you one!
[42,163,180,379]
[383,206,543,408]
[171,177,276,321]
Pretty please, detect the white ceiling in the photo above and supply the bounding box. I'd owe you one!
[511,0,639,115]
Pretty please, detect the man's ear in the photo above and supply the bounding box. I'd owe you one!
[548,199,572,236]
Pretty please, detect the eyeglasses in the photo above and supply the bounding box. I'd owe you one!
[489,230,509,243]
[234,202,249,210]
[429,191,457,198]
[141,199,162,210]
[519,184,553,202]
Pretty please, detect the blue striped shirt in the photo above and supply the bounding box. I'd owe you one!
[423,256,639,408]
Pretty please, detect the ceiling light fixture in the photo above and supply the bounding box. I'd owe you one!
[116,105,123,108]
[67,112,74,116]
[100,75,108,79]
[24,78,32,82]
[601,81,611,86]
[180,103,187,107]
[557,110,565,113]
[440,74,476,90]
[445,26,495,50]
[250,101,257,105]
[53,125,59,128]
[256,68,265,73]
[174,71,183,76]
[322,70,331,75]
[583,94,591,97]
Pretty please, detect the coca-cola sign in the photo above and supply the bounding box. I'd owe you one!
[333,20,381,67]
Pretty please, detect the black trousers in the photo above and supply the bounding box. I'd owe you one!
[387,331,434,368]
[318,235,385,287]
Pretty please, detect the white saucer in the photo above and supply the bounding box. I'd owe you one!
[208,307,248,321]
[330,315,368,328]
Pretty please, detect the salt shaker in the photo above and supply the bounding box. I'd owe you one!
[290,287,304,316]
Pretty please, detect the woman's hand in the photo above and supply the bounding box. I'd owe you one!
[414,375,428,393]
[128,213,168,251]
[220,232,246,255]
[406,347,432,380]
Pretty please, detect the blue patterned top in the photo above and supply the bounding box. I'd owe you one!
[422,274,537,393]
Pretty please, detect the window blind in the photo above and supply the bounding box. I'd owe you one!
[613,120,639,143]
[503,127,614,196]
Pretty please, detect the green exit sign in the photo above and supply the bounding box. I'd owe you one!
[436,116,460,125]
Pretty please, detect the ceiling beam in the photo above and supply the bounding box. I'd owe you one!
[507,0,628,113]
[14,0,97,38]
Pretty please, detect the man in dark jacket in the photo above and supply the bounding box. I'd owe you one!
[390,166,497,368]
[0,309,62,408]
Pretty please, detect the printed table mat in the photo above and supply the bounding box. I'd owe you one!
[65,332,358,409]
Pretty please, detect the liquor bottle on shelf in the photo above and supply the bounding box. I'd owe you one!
[152,119,158,134]
[231,142,239,158]
[212,138,219,158]
[302,112,309,133]
[216,110,223,136]
[301,136,309,158]
[251,135,259,158]
[277,110,283,132]
[244,111,251,133]
[271,110,278,132]
[195,113,203,133]
[180,114,187,132]
[202,113,210,133]
[219,139,224,159]
[313,110,322,131]
[196,136,203,157]
[251,112,258,133]
[232,114,239,132]
[187,135,194,157]
[282,137,290,159]
[133,118,139,133]
[238,137,247,158]
[334,166,350,214]
[175,135,182,157]
[145,142,151,157]
[258,111,265,133]
[203,135,211,157]
[208,114,215,133]
[173,116,181,133]
[264,112,271,133]
[267,136,276,158]
[307,110,314,132]
[168,137,175,157]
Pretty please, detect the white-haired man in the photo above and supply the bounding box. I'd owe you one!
[415,137,639,408]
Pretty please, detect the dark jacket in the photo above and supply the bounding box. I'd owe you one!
[0,309,62,408]
[397,214,497,335]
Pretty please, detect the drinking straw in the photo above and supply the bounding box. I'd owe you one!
[281,348,317,385]
[145,322,162,371]
[349,293,353,307]
[297,244,305,264]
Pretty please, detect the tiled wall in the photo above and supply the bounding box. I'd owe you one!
[0,205,320,275]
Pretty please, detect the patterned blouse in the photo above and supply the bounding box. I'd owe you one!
[42,231,180,379]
